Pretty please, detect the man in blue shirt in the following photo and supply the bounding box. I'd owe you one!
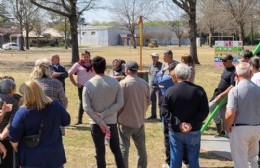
[147,52,162,120]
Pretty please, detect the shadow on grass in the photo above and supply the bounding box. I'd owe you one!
[200,150,232,161]
[145,118,162,123]
[66,124,91,131]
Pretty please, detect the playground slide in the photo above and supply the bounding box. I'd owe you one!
[200,97,227,134]
[253,42,260,55]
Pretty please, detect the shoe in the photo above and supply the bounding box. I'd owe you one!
[146,116,157,120]
[162,163,170,168]
[214,130,226,137]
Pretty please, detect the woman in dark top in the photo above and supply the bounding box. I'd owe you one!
[9,80,70,168]
[0,79,19,168]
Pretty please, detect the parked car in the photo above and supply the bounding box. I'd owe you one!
[2,42,19,50]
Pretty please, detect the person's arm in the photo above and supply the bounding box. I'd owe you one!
[57,103,71,126]
[55,80,68,108]
[145,84,150,112]
[101,86,124,118]
[0,142,7,158]
[8,108,24,152]
[10,142,18,152]
[225,88,237,133]
[58,66,68,79]
[214,85,233,103]
[82,86,105,125]
[0,124,9,140]
[225,109,236,133]
[190,89,209,129]
[0,101,13,123]
[68,63,81,88]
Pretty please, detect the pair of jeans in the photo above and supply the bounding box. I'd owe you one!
[90,124,125,168]
[77,87,84,123]
[162,117,170,165]
[150,86,162,118]
[118,124,147,168]
[169,130,201,168]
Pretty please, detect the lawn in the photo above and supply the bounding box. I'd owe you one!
[0,45,251,167]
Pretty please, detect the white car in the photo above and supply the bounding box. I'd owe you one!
[2,42,19,50]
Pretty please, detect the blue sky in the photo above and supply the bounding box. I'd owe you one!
[84,9,112,23]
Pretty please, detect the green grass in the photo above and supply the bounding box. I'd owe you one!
[0,46,238,167]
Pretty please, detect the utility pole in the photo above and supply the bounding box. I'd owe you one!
[139,16,143,70]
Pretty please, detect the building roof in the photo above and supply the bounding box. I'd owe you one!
[42,28,62,38]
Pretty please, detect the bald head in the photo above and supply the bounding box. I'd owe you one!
[236,62,250,78]
[51,54,60,65]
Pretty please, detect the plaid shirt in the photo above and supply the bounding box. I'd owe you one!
[36,78,68,108]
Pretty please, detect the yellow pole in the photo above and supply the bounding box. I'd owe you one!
[139,16,143,70]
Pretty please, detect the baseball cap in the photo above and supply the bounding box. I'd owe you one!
[151,52,159,57]
[126,61,139,71]
[221,54,233,61]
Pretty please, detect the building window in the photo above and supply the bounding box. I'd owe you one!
[91,31,96,35]
[82,32,86,35]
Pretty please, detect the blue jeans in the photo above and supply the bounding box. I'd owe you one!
[169,130,201,168]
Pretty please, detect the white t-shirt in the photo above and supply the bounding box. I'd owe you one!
[251,72,260,87]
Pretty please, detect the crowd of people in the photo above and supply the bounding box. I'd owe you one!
[0,48,259,168]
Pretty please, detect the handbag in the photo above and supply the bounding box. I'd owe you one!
[23,113,44,148]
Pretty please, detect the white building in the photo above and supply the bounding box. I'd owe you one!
[78,26,128,47]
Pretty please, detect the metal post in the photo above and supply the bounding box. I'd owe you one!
[139,16,143,70]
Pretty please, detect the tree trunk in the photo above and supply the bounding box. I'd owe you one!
[69,17,79,63]
[189,5,199,64]
[25,27,30,50]
[178,35,181,47]
[19,24,25,51]
[209,31,213,48]
[65,17,68,49]
[131,31,137,49]
[239,23,244,42]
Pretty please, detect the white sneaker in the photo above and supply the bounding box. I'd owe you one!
[162,163,170,168]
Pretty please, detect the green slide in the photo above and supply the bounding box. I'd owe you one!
[253,42,260,55]
[200,97,227,134]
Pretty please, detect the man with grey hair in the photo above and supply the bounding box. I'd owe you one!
[225,62,260,168]
[161,63,209,167]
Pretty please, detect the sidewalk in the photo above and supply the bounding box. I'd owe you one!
[201,135,232,160]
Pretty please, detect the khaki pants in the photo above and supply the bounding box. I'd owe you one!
[229,126,260,168]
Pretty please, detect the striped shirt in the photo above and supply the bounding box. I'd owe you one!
[35,78,68,108]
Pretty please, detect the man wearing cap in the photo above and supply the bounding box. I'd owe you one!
[118,61,150,168]
[147,52,162,120]
[225,62,260,168]
[210,54,235,137]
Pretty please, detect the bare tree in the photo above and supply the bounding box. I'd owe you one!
[109,0,155,49]
[31,0,99,63]
[220,0,257,44]
[170,0,199,64]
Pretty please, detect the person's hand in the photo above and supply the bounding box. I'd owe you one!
[1,101,12,113]
[225,126,232,133]
[0,142,7,159]
[99,124,108,133]
[95,112,103,119]
[180,122,192,133]
[214,94,224,103]
[52,72,60,77]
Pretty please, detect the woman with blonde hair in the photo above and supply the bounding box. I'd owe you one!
[9,80,70,168]
[30,58,68,108]
[181,55,195,83]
